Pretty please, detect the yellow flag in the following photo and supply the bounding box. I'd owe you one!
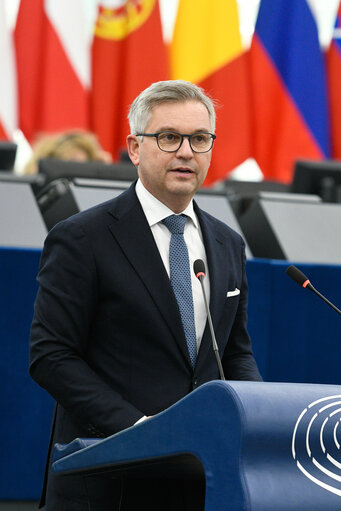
[170,0,243,83]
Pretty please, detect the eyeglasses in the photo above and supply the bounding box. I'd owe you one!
[135,131,216,153]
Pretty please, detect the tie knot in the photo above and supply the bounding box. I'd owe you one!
[163,214,187,234]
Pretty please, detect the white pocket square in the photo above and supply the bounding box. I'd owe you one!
[227,288,240,298]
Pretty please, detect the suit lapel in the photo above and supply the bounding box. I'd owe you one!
[106,185,192,368]
[194,204,229,371]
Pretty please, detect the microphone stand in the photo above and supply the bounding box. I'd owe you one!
[197,275,225,381]
[307,283,341,315]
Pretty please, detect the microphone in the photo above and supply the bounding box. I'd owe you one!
[286,265,341,315]
[193,259,225,380]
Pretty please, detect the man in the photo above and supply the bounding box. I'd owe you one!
[30,80,262,510]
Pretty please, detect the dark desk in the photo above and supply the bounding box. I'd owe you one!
[0,247,340,499]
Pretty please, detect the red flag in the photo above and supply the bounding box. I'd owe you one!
[326,3,341,159]
[14,0,90,142]
[199,54,251,186]
[91,0,168,160]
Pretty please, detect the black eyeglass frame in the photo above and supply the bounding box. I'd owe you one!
[135,131,216,153]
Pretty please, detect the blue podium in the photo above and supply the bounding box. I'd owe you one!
[53,381,341,510]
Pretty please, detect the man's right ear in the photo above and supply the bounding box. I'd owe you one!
[126,134,140,166]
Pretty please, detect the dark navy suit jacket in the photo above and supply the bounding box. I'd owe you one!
[30,182,261,509]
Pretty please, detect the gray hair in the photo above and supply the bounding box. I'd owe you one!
[128,80,216,134]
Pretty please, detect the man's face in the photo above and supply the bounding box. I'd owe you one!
[127,100,213,212]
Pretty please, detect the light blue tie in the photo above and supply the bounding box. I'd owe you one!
[163,214,197,367]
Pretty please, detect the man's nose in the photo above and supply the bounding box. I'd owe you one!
[176,136,194,158]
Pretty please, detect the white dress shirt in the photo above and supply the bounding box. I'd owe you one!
[135,179,210,352]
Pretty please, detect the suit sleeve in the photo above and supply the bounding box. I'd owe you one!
[221,240,262,381]
[30,219,145,437]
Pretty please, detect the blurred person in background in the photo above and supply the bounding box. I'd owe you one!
[23,129,112,174]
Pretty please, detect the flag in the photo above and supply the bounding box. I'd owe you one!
[14,0,90,142]
[91,0,168,160]
[249,0,330,183]
[0,1,17,140]
[326,2,341,159]
[170,0,251,186]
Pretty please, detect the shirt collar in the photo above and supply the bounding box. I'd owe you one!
[135,178,199,229]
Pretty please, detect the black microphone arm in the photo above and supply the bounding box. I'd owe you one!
[286,265,341,315]
[193,259,225,380]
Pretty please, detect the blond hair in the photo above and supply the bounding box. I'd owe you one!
[23,130,110,175]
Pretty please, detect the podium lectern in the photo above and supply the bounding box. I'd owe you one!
[53,381,341,510]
